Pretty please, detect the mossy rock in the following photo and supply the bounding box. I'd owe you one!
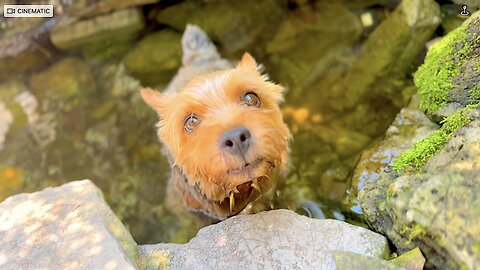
[358,108,480,269]
[123,30,182,87]
[415,11,480,121]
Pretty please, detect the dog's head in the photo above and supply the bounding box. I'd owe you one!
[141,53,290,217]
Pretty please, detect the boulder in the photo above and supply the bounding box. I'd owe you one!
[359,108,480,269]
[50,8,144,51]
[139,209,389,269]
[0,180,139,270]
[415,11,480,121]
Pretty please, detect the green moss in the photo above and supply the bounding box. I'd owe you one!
[470,83,480,102]
[414,24,468,115]
[474,242,480,254]
[393,105,476,171]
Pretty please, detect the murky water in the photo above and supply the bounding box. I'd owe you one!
[0,0,446,244]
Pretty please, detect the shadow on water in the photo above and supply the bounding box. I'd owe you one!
[0,0,447,243]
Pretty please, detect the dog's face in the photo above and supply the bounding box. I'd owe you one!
[141,53,290,217]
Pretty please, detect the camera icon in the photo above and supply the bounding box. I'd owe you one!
[6,7,15,15]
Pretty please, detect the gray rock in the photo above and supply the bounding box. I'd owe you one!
[139,209,389,270]
[333,251,403,270]
[358,108,480,269]
[0,180,139,270]
[50,8,144,50]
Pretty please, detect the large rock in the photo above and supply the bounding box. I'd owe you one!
[139,209,389,269]
[50,8,145,51]
[324,0,441,110]
[415,11,480,121]
[0,180,139,270]
[123,30,182,86]
[345,94,439,210]
[156,0,286,57]
[359,107,480,269]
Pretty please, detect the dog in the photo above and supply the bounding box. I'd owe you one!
[141,53,291,219]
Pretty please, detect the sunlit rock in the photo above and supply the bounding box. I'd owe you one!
[50,8,144,51]
[139,209,389,269]
[0,180,139,269]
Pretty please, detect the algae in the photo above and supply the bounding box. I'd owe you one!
[392,105,477,171]
[414,24,468,116]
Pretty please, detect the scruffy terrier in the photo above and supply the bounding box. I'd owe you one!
[141,53,290,219]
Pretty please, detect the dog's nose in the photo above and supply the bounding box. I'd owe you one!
[221,127,251,156]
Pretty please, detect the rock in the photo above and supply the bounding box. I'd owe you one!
[64,0,159,17]
[345,94,439,210]
[123,30,182,86]
[139,209,389,269]
[390,247,426,270]
[358,107,480,269]
[156,0,286,56]
[415,11,480,121]
[333,251,403,270]
[266,3,362,97]
[325,0,441,110]
[50,8,145,51]
[29,57,96,106]
[163,24,233,93]
[0,16,57,79]
[0,180,139,269]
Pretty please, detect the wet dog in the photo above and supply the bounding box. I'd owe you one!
[141,53,290,219]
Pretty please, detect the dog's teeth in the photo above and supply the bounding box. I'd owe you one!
[251,182,261,192]
[229,191,235,212]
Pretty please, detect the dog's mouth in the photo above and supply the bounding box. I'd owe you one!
[218,175,269,216]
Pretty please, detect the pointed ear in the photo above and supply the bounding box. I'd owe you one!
[140,87,172,115]
[237,52,258,70]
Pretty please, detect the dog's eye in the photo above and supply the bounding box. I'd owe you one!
[184,114,201,133]
[242,92,261,107]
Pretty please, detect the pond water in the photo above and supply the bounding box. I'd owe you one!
[0,0,453,244]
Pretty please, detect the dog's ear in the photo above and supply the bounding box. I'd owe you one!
[140,87,173,116]
[238,52,258,71]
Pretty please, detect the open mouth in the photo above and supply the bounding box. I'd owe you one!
[218,175,269,216]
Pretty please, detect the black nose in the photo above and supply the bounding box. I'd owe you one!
[220,127,251,156]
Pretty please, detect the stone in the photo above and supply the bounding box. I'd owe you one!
[390,248,426,270]
[325,0,441,110]
[358,108,480,269]
[345,94,439,210]
[29,57,96,105]
[156,0,285,56]
[123,30,182,86]
[50,8,145,51]
[139,209,389,269]
[414,11,480,121]
[333,251,403,270]
[0,180,139,269]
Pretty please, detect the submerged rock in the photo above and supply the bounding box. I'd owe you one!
[0,180,139,269]
[326,0,441,110]
[140,209,389,270]
[123,30,182,86]
[156,0,286,56]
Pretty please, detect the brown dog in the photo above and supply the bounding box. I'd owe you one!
[141,53,290,219]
